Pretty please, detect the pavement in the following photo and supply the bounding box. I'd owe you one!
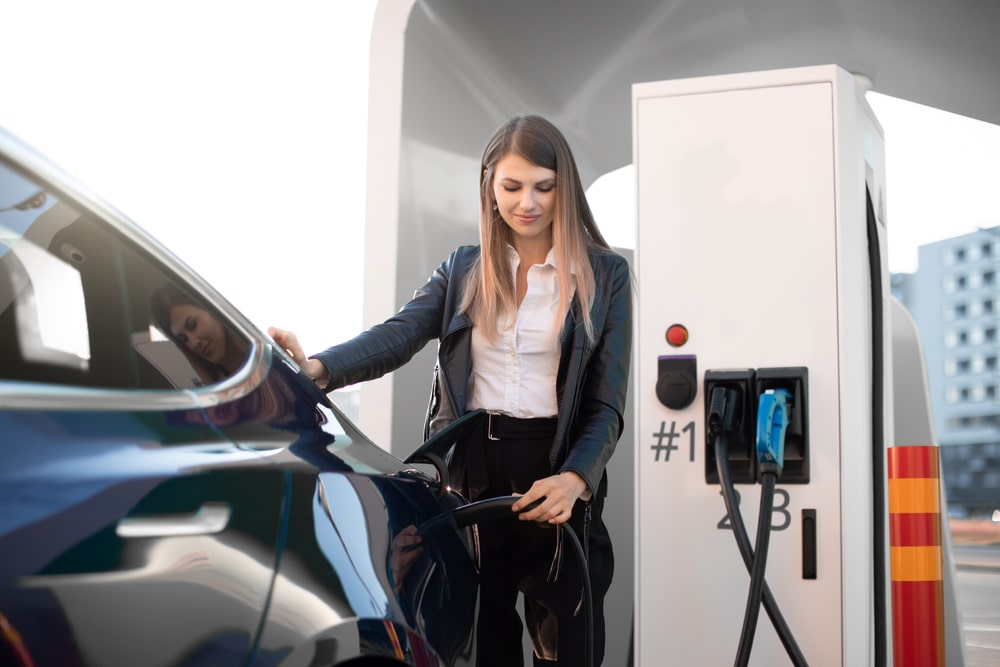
[951,543,1000,571]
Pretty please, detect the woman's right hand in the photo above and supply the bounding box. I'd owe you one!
[267,327,330,388]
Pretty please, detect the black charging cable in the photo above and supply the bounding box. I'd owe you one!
[708,387,808,667]
[737,463,778,666]
[417,495,593,667]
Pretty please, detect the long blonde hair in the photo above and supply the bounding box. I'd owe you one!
[461,115,611,343]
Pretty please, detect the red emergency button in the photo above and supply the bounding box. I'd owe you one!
[666,324,689,347]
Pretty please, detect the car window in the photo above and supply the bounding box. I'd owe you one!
[0,158,251,391]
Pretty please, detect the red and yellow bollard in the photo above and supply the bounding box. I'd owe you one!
[888,445,945,667]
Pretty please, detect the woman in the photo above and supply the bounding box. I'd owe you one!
[270,115,632,666]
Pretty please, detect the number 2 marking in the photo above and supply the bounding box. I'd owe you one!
[717,488,792,531]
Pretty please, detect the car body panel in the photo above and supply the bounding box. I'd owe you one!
[0,126,481,666]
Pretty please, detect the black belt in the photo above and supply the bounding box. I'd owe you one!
[484,412,558,441]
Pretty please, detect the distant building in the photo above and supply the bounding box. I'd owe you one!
[893,226,1000,517]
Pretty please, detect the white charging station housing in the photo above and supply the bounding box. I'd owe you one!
[633,65,890,665]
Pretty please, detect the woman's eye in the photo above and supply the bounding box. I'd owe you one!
[502,185,519,192]
[537,186,554,193]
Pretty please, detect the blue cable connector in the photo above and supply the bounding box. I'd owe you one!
[756,388,792,476]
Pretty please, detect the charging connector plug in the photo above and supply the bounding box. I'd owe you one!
[756,388,792,477]
[708,386,739,439]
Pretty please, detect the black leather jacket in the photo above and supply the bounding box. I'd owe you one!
[313,244,632,500]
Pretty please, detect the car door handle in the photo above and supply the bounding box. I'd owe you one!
[116,502,232,538]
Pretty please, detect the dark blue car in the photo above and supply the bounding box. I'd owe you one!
[0,128,482,666]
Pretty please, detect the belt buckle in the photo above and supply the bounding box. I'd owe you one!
[487,411,501,441]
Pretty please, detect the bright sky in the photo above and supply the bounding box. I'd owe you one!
[0,1,379,356]
[1,2,998,353]
[866,91,1000,272]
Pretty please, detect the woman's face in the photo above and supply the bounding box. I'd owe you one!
[491,152,557,245]
[169,303,228,366]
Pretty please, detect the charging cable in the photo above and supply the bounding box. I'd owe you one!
[708,387,808,667]
[417,495,593,667]
[735,388,792,665]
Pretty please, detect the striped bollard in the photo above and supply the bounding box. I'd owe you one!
[888,445,945,666]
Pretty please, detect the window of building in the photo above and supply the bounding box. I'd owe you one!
[945,385,960,404]
[986,327,997,343]
[972,415,1000,428]
[944,248,957,267]
[948,417,972,431]
[955,302,968,318]
[983,299,994,315]
[956,471,974,487]
[971,355,985,374]
[957,358,972,373]
[955,247,967,263]
[984,270,996,286]
[987,356,998,371]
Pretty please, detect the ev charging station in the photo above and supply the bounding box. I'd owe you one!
[633,65,892,665]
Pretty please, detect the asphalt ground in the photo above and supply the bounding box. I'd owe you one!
[951,535,1000,666]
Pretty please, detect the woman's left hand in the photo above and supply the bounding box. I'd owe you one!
[512,471,587,525]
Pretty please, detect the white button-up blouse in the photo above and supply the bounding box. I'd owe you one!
[467,246,575,418]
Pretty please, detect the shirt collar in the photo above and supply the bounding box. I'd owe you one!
[505,244,574,273]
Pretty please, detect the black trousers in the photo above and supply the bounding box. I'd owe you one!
[462,413,614,667]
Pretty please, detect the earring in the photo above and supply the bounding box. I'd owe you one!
[491,201,498,211]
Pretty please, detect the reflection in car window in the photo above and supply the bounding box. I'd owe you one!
[0,158,250,390]
[1,211,91,372]
[149,283,249,387]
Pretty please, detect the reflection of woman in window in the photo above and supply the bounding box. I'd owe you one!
[150,283,246,384]
[151,283,308,428]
